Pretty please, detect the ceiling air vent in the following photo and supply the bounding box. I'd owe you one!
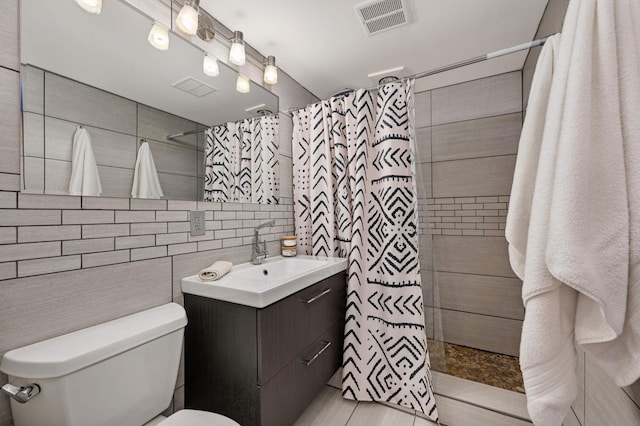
[171,77,217,97]
[354,0,411,36]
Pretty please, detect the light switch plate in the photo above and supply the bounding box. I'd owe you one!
[190,211,206,236]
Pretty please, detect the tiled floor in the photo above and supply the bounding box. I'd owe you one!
[293,382,437,426]
[294,369,533,426]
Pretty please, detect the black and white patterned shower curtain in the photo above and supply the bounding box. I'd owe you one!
[292,81,438,421]
[204,115,279,203]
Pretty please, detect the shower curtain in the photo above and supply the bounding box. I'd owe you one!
[292,81,438,421]
[204,115,279,203]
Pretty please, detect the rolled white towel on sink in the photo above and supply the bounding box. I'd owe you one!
[199,261,233,281]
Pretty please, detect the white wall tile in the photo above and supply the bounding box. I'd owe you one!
[82,196,130,210]
[18,193,80,209]
[0,209,61,226]
[156,211,188,222]
[431,72,522,126]
[440,309,522,356]
[22,112,44,157]
[44,73,137,135]
[22,157,45,194]
[433,235,515,278]
[0,258,171,356]
[82,250,130,268]
[432,155,517,198]
[0,227,17,244]
[18,255,81,277]
[0,173,20,191]
[18,225,81,243]
[0,262,17,280]
[130,222,167,235]
[115,235,155,250]
[415,90,432,128]
[131,245,167,261]
[131,199,167,211]
[115,210,155,223]
[0,67,21,174]
[62,238,114,255]
[432,113,522,162]
[0,0,19,71]
[434,271,524,320]
[81,224,130,239]
[63,210,114,225]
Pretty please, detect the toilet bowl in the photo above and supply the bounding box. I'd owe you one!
[152,409,239,426]
[0,303,239,426]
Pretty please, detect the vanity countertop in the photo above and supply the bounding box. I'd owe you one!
[181,255,348,308]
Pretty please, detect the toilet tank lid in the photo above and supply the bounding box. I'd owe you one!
[0,303,187,379]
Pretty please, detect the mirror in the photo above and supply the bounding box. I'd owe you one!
[20,0,279,202]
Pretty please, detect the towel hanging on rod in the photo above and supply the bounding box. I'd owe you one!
[131,141,164,199]
[68,125,103,196]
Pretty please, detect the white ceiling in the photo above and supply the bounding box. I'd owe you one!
[201,0,549,99]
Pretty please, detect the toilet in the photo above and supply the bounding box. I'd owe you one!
[0,303,239,426]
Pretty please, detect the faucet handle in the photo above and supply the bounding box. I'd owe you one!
[262,240,268,256]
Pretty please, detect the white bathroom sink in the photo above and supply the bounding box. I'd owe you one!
[181,255,348,308]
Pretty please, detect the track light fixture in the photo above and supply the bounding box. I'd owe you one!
[229,31,246,66]
[75,0,102,14]
[148,23,169,51]
[263,56,278,85]
[176,0,199,35]
[203,54,220,77]
[236,75,250,93]
[78,0,280,91]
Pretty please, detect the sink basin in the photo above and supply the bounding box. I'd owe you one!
[181,255,348,308]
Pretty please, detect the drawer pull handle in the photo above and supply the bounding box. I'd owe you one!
[301,288,331,304]
[300,340,332,366]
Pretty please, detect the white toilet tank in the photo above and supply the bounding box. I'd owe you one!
[0,303,187,426]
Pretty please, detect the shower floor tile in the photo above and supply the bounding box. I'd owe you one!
[428,340,525,393]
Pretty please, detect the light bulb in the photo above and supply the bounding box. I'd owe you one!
[176,1,199,35]
[229,31,246,66]
[263,56,278,85]
[75,0,102,14]
[148,23,169,51]
[203,54,220,77]
[236,75,250,93]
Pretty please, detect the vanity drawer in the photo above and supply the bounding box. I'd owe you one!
[257,272,346,384]
[259,322,343,426]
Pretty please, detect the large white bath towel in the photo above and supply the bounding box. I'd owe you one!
[131,142,164,199]
[68,126,103,196]
[507,1,640,425]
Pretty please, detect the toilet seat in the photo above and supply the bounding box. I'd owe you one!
[159,409,240,426]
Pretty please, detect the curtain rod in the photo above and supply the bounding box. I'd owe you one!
[166,128,207,140]
[166,111,280,140]
[285,34,556,114]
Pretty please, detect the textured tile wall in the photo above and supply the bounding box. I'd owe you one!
[0,0,317,423]
[415,71,524,357]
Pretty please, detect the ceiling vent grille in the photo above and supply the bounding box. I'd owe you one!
[354,0,410,36]
[171,77,217,97]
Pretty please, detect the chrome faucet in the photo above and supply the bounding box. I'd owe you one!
[251,220,275,264]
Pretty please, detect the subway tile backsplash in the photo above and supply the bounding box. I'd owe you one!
[0,199,295,277]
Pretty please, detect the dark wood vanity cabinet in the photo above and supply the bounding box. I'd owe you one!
[184,272,346,426]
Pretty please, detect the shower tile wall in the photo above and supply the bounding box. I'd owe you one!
[416,71,524,357]
[0,0,318,424]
